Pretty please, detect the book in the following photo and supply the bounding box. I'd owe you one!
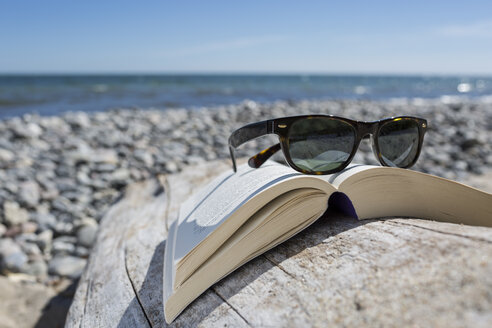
[163,161,492,323]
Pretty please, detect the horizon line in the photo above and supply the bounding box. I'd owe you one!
[1,71,492,78]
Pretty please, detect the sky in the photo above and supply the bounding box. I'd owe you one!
[1,0,492,75]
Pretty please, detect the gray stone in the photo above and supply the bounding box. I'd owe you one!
[460,138,482,151]
[93,188,118,201]
[35,230,53,252]
[36,172,56,189]
[39,114,70,130]
[18,180,41,207]
[55,179,77,192]
[165,161,179,173]
[24,259,48,277]
[53,221,75,235]
[74,246,90,258]
[26,122,43,137]
[76,218,99,248]
[52,236,77,255]
[61,190,86,202]
[18,240,42,257]
[0,238,28,272]
[55,164,74,177]
[66,112,91,129]
[54,235,77,244]
[76,171,92,185]
[12,121,43,138]
[431,152,451,164]
[51,196,73,212]
[68,144,119,165]
[48,255,87,278]
[3,181,18,195]
[13,233,37,245]
[0,224,6,237]
[3,202,29,226]
[94,163,117,172]
[38,183,59,201]
[134,149,154,166]
[21,221,38,234]
[92,149,119,164]
[67,143,93,164]
[186,156,205,166]
[453,160,468,171]
[33,212,57,231]
[0,148,15,162]
[110,168,130,182]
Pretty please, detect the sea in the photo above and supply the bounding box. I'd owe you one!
[1,74,492,119]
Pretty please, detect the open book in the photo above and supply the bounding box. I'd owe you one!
[163,161,492,323]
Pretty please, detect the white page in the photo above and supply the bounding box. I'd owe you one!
[173,162,300,262]
[323,164,376,187]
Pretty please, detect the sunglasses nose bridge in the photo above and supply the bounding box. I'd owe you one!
[357,121,378,138]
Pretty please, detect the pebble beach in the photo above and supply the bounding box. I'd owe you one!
[0,98,491,283]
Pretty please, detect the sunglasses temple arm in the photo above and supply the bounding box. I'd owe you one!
[228,120,271,172]
[248,143,282,169]
[229,145,238,172]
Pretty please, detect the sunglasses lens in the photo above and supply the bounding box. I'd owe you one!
[287,117,356,173]
[378,119,420,168]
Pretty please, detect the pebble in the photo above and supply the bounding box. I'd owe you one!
[53,221,75,235]
[0,98,491,282]
[21,222,38,234]
[134,149,154,166]
[48,255,87,278]
[19,241,42,258]
[25,259,48,277]
[0,238,28,272]
[33,212,57,231]
[52,236,77,255]
[92,149,119,164]
[35,230,53,252]
[109,168,130,187]
[165,161,179,173]
[453,161,468,171]
[74,246,90,258]
[18,181,41,208]
[65,112,91,129]
[76,218,98,248]
[0,148,14,162]
[3,201,30,226]
[12,121,43,139]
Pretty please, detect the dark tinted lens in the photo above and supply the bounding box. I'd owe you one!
[378,119,420,167]
[287,117,356,173]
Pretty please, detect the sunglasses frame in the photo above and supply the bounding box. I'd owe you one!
[229,115,427,175]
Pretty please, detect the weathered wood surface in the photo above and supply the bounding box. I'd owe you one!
[66,160,492,327]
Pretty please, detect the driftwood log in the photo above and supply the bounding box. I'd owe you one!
[66,160,492,327]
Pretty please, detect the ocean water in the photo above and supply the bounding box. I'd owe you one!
[1,74,491,118]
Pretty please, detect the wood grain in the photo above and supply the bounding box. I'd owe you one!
[66,160,492,327]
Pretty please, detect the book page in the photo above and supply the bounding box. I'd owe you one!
[335,165,492,227]
[322,164,376,188]
[173,162,301,262]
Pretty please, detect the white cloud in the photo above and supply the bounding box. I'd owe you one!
[435,20,492,37]
[164,35,289,57]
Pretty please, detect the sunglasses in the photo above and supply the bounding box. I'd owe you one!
[228,115,427,175]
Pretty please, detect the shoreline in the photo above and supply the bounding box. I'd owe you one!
[2,73,492,119]
[2,94,492,121]
[0,98,491,283]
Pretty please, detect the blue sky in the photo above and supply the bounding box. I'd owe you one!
[1,0,492,74]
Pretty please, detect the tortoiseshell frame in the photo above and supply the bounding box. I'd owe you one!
[228,115,428,175]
